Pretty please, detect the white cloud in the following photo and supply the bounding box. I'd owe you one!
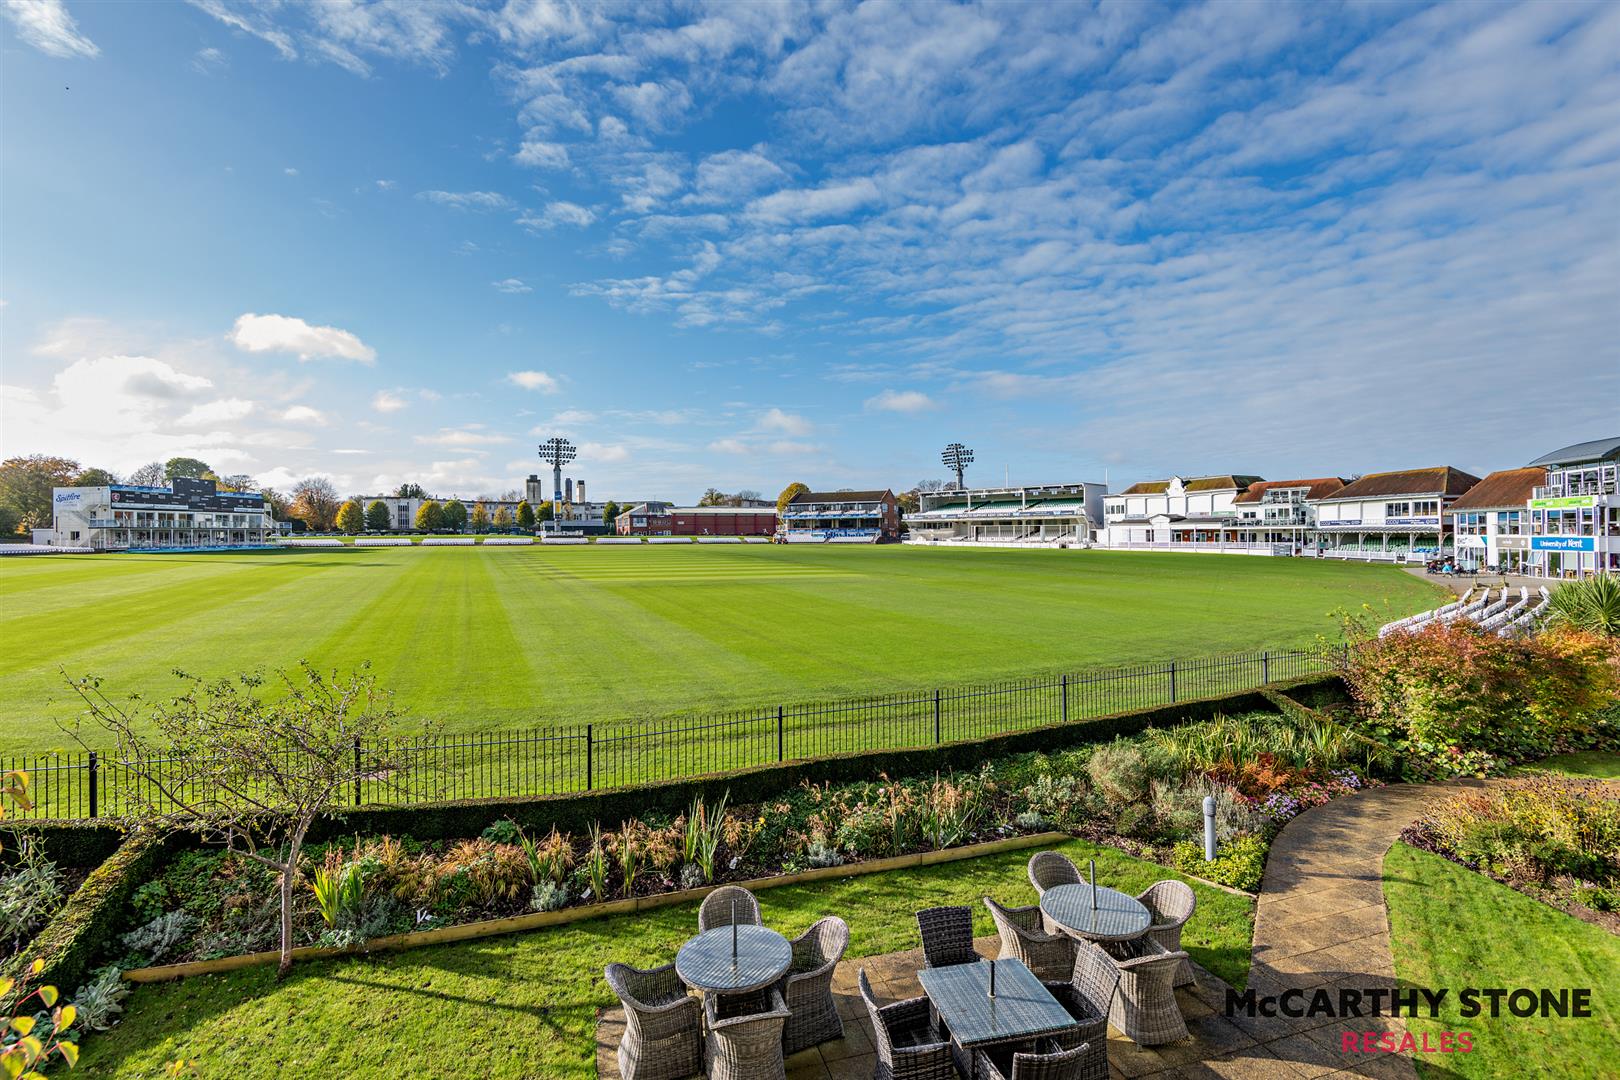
[415,426,511,447]
[507,370,560,392]
[865,389,935,413]
[492,278,533,294]
[178,397,255,426]
[375,179,395,190]
[514,136,570,169]
[759,407,812,436]
[708,437,749,455]
[191,46,227,74]
[746,178,880,222]
[230,313,376,364]
[517,201,596,231]
[280,404,326,424]
[3,0,99,59]
[581,441,630,463]
[416,190,514,211]
[372,390,407,413]
[766,440,818,456]
[283,167,299,176]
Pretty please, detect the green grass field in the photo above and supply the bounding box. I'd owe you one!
[0,546,1438,752]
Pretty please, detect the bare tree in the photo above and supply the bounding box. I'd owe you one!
[291,477,341,532]
[219,473,257,493]
[128,461,166,487]
[67,664,438,977]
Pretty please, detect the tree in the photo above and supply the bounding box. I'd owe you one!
[516,500,535,529]
[260,488,290,521]
[394,482,428,499]
[536,502,554,524]
[1545,575,1620,637]
[443,500,469,532]
[733,489,763,505]
[220,473,257,493]
[128,461,166,487]
[467,503,488,532]
[163,457,212,482]
[776,482,810,513]
[291,478,341,532]
[67,665,438,977]
[493,506,513,530]
[698,488,728,507]
[602,500,620,525]
[335,500,365,535]
[0,455,81,535]
[414,500,443,532]
[73,466,118,487]
[364,500,391,532]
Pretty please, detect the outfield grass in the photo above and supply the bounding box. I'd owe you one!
[76,837,1254,1079]
[1510,751,1620,780]
[1384,842,1620,1079]
[0,546,1438,751]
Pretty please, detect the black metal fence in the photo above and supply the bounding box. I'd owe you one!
[2,644,1343,821]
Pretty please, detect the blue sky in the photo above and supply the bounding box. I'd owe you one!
[2,0,1617,503]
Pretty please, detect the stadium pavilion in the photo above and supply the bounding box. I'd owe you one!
[782,490,899,542]
[904,482,1106,546]
[48,477,275,551]
[1310,466,1480,563]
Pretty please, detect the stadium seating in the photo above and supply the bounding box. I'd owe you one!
[593,537,644,545]
[280,538,345,547]
[482,537,533,545]
[696,536,743,543]
[647,537,691,544]
[422,537,476,546]
[356,538,413,546]
[0,544,95,555]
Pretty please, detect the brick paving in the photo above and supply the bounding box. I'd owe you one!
[597,784,1458,1079]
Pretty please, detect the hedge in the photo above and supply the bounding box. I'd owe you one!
[5,830,189,996]
[0,821,127,869]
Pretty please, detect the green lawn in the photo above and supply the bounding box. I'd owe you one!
[1384,842,1620,1079]
[77,837,1253,1079]
[1511,751,1620,780]
[0,546,1437,751]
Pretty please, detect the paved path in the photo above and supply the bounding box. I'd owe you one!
[596,784,1459,1079]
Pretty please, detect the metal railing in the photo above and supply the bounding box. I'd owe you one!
[1,645,1344,821]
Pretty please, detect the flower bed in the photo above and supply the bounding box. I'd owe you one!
[1401,775,1620,933]
[109,708,1382,966]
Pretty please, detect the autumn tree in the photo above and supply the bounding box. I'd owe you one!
[0,455,82,535]
[442,499,469,532]
[259,488,291,521]
[67,665,438,977]
[73,466,118,487]
[493,506,513,529]
[364,500,391,532]
[163,457,212,483]
[516,500,535,529]
[291,478,341,532]
[536,501,554,524]
[414,500,443,532]
[335,500,365,535]
[128,461,166,488]
[776,482,810,513]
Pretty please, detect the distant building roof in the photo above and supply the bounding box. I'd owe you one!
[1117,475,1263,496]
[1448,467,1546,511]
[673,505,778,516]
[1233,478,1347,504]
[1320,467,1480,501]
[791,490,894,503]
[1526,436,1620,468]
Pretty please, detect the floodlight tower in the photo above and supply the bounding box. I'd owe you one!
[941,442,974,490]
[537,436,577,532]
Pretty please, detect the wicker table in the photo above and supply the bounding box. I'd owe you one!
[918,958,1078,1078]
[1039,884,1151,943]
[675,925,792,995]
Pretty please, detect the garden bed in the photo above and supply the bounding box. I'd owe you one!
[1400,773,1620,934]
[107,708,1384,975]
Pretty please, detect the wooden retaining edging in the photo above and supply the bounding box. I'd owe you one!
[124,830,1071,983]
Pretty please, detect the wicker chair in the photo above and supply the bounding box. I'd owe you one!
[779,915,849,1054]
[983,897,1075,983]
[604,961,702,1080]
[1106,942,1190,1046]
[698,885,762,933]
[974,1039,1090,1080]
[916,905,977,969]
[858,968,958,1080]
[1136,880,1196,986]
[1026,852,1081,896]
[705,986,791,1080]
[1043,941,1117,1080]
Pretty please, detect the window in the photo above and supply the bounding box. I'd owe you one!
[1385,502,1410,518]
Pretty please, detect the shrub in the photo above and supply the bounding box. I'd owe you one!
[1172,835,1268,892]
[1086,739,1178,804]
[1,837,65,957]
[1419,777,1620,888]
[805,843,843,869]
[68,966,129,1032]
[480,819,522,845]
[1345,622,1620,774]
[529,881,569,913]
[119,910,196,966]
[1148,777,1264,844]
[1544,574,1620,637]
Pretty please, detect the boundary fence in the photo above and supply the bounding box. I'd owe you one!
[2,644,1344,821]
